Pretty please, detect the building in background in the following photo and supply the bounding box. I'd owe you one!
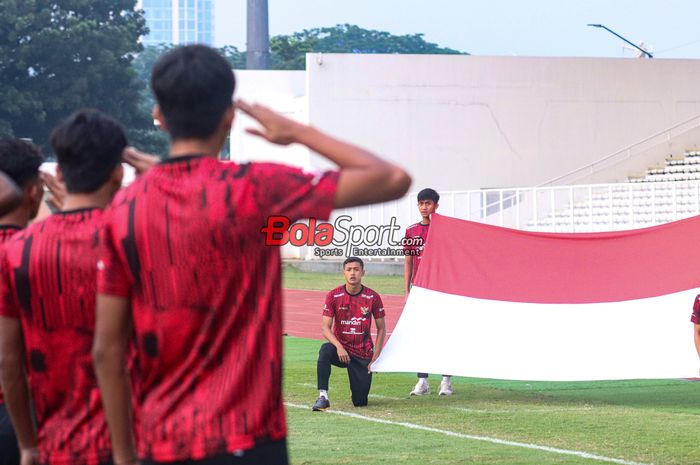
[137,0,214,46]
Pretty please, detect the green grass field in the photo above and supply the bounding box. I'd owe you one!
[282,267,700,465]
[284,337,700,465]
[283,263,405,295]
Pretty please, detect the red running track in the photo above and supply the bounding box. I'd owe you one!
[283,289,405,340]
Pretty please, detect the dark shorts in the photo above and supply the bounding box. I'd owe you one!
[317,342,373,407]
[0,403,19,465]
[141,439,288,465]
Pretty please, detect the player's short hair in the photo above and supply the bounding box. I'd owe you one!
[151,44,236,141]
[343,257,364,269]
[49,109,126,194]
[0,139,44,188]
[417,188,440,203]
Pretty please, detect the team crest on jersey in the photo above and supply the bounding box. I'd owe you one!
[360,306,370,315]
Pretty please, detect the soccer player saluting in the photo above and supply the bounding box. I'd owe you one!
[313,257,386,411]
[0,139,44,465]
[93,44,410,465]
[0,109,129,465]
[404,188,454,396]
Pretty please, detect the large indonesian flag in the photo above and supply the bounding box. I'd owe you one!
[371,213,700,381]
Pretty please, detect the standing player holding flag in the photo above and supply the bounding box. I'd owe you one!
[404,188,454,396]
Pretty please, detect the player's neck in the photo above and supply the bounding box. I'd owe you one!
[61,192,112,211]
[169,138,223,160]
[345,283,362,295]
[420,217,430,225]
[0,207,30,228]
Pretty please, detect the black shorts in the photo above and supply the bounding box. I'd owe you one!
[317,342,373,407]
[141,439,287,465]
[0,403,19,465]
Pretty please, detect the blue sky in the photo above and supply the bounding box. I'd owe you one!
[214,0,700,59]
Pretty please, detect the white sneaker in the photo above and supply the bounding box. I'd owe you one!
[410,380,430,396]
[438,379,453,396]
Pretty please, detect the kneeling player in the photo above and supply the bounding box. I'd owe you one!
[313,257,386,410]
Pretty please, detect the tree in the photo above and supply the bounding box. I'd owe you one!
[270,24,467,70]
[0,0,157,153]
[130,43,245,155]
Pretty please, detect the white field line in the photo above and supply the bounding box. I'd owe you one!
[451,406,596,414]
[285,402,653,465]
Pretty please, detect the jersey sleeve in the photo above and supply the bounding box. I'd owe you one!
[692,294,700,324]
[97,217,131,298]
[0,248,19,318]
[372,294,385,319]
[403,227,415,254]
[322,292,336,318]
[253,163,340,222]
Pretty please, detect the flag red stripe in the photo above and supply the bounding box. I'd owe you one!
[414,213,700,304]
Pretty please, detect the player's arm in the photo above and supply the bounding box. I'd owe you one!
[93,295,137,465]
[321,315,350,364]
[403,255,413,301]
[236,100,411,208]
[371,317,387,363]
[0,171,22,216]
[0,316,38,459]
[694,324,700,359]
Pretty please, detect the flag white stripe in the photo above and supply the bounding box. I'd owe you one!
[371,287,699,381]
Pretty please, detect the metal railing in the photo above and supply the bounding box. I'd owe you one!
[539,114,700,186]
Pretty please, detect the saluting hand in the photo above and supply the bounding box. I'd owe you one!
[122,147,159,175]
[40,172,66,211]
[236,99,305,146]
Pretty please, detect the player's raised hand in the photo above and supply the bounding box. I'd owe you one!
[236,99,304,146]
[122,147,159,175]
[40,172,66,211]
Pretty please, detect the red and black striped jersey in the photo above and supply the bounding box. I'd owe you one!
[323,285,385,359]
[404,222,430,282]
[0,208,110,465]
[0,223,21,405]
[98,155,338,462]
[0,224,21,245]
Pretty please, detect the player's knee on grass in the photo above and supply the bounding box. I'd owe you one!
[352,396,369,407]
[318,342,335,362]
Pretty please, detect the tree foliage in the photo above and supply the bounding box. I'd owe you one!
[270,24,467,70]
[0,0,158,152]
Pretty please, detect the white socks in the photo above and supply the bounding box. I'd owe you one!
[442,376,451,383]
[319,390,328,399]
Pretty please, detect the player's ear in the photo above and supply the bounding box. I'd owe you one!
[111,163,124,188]
[221,104,235,133]
[55,166,64,185]
[152,105,168,132]
[28,177,43,204]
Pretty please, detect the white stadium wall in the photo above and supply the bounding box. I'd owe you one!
[230,70,311,167]
[233,55,700,191]
[304,54,700,190]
